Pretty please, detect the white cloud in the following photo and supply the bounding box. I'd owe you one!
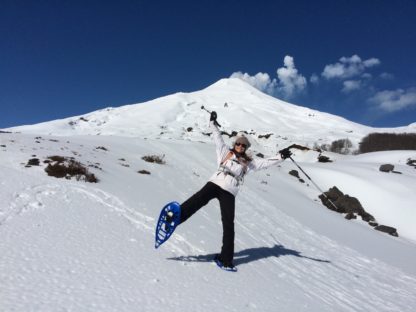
[342,80,362,93]
[310,73,320,84]
[230,55,306,99]
[230,71,277,94]
[369,88,416,112]
[361,73,372,80]
[380,72,394,80]
[363,58,380,67]
[322,55,380,80]
[276,55,307,98]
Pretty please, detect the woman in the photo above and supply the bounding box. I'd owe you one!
[179,111,292,271]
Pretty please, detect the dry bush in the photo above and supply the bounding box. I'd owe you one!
[45,157,98,183]
[27,158,40,166]
[48,155,66,162]
[138,170,151,175]
[330,138,352,154]
[142,154,166,164]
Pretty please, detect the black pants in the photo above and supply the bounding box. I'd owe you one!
[180,182,235,265]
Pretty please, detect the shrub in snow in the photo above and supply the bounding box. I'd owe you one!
[45,156,98,183]
[258,133,273,139]
[407,158,416,168]
[26,158,40,167]
[330,138,352,154]
[142,154,166,165]
[359,132,416,153]
[138,170,151,175]
[318,155,332,163]
[220,130,239,138]
[47,155,66,162]
[318,143,330,152]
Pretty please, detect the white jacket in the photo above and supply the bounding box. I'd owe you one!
[208,121,284,196]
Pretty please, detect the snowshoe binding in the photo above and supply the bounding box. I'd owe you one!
[155,202,181,249]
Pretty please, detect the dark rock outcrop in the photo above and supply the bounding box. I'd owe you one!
[288,170,305,183]
[289,170,300,179]
[319,186,399,237]
[406,158,416,169]
[379,164,394,172]
[375,225,399,237]
[318,155,332,163]
[319,186,375,221]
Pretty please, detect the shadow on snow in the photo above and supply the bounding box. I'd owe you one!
[167,244,331,267]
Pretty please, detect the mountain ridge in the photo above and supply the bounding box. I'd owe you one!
[5,78,416,153]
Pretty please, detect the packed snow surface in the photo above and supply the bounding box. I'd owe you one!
[1,132,416,312]
[2,78,416,311]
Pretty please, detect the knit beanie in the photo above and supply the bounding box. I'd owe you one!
[234,135,251,149]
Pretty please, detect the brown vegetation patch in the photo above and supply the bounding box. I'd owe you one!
[26,158,40,166]
[138,170,151,175]
[359,133,416,153]
[142,154,166,164]
[45,156,98,183]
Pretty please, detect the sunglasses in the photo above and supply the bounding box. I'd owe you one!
[235,142,247,148]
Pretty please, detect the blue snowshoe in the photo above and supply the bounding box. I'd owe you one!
[155,201,181,249]
[214,254,238,272]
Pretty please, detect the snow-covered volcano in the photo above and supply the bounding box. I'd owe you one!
[7,78,416,153]
[2,78,416,311]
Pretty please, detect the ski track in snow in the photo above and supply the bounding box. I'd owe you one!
[3,183,153,231]
[1,181,160,311]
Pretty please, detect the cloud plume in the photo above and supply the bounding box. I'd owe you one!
[230,55,306,99]
[342,80,362,93]
[276,56,307,98]
[229,72,277,95]
[369,88,416,112]
[322,55,380,80]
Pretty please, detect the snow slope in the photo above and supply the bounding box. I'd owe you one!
[6,78,416,153]
[1,131,416,312]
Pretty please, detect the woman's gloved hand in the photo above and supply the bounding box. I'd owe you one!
[279,148,292,160]
[210,111,217,121]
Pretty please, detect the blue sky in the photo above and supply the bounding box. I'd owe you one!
[1,0,416,128]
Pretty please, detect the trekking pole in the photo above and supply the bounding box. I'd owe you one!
[288,156,339,211]
[201,106,221,127]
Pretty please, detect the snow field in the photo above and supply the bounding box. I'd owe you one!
[1,133,416,311]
